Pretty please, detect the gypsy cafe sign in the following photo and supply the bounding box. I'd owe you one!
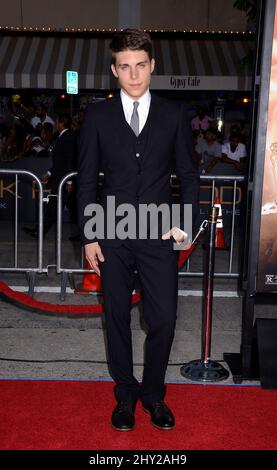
[170,76,200,89]
[150,75,241,90]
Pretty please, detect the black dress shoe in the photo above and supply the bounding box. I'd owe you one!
[142,400,175,430]
[111,402,136,431]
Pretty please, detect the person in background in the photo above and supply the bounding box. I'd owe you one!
[221,132,247,172]
[223,122,248,146]
[24,113,78,237]
[28,136,49,158]
[191,106,213,134]
[1,124,25,161]
[195,127,222,174]
[71,109,86,136]
[20,133,34,157]
[31,104,55,130]
[237,120,248,145]
[41,122,56,156]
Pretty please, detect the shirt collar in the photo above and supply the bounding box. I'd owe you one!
[59,128,69,138]
[120,88,151,112]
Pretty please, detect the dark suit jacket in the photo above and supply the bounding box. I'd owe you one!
[77,92,199,246]
[48,129,78,191]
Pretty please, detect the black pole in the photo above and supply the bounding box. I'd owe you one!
[202,206,217,364]
[180,206,229,382]
[70,95,73,118]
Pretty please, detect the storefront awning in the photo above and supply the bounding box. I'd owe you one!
[0,35,254,91]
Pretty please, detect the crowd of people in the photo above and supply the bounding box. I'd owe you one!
[0,95,248,177]
[0,96,85,162]
[191,106,248,175]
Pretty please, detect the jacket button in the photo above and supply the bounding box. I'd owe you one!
[135,153,140,158]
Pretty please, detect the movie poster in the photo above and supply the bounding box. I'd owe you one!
[258,1,277,291]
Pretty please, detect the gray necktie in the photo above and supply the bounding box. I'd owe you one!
[130,101,139,136]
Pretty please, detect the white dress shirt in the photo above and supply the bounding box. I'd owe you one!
[59,128,69,139]
[120,89,151,134]
[31,114,55,129]
[221,142,247,162]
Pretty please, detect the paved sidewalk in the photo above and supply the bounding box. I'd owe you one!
[1,222,273,385]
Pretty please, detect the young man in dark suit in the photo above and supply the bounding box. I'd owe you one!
[77,29,199,431]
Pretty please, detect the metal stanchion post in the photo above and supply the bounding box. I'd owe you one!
[180,206,229,382]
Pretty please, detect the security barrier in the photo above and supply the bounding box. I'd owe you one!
[174,174,246,279]
[0,169,245,299]
[0,169,45,295]
[56,173,245,299]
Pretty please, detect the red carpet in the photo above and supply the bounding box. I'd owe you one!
[0,380,277,450]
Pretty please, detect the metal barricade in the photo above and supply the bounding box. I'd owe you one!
[0,170,246,298]
[0,169,45,294]
[172,174,246,278]
[56,173,245,299]
[57,171,80,298]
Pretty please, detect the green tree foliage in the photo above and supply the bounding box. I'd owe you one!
[233,0,258,70]
[233,0,257,29]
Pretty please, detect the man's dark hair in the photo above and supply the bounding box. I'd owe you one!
[229,132,240,141]
[109,28,153,64]
[56,113,72,129]
[36,103,46,112]
[206,127,218,136]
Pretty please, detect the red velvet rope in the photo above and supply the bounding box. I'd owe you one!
[0,244,196,316]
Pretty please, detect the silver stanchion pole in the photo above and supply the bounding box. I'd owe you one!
[180,206,229,382]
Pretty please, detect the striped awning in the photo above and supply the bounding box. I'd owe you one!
[0,35,254,91]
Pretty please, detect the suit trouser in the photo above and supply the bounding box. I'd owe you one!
[99,239,179,404]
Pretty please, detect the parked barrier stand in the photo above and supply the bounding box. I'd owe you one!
[180,206,230,382]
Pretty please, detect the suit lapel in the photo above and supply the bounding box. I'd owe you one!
[110,93,137,162]
[141,93,161,167]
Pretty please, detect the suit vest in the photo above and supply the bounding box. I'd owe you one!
[120,107,151,171]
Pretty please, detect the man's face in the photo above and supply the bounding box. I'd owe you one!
[206,131,216,143]
[111,49,155,99]
[36,106,45,118]
[230,137,239,151]
[198,108,205,120]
